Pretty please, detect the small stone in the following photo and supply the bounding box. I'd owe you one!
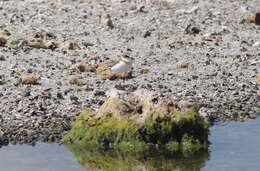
[140,68,150,74]
[175,6,199,15]
[143,30,151,38]
[27,38,57,49]
[256,76,260,83]
[77,64,97,72]
[21,74,40,85]
[70,95,79,101]
[100,14,114,29]
[138,5,146,13]
[198,107,208,118]
[185,24,200,34]
[27,68,34,73]
[64,88,73,95]
[176,61,190,69]
[59,41,79,50]
[57,92,64,99]
[192,75,199,80]
[0,30,11,46]
[0,75,5,85]
[86,52,98,60]
[69,78,88,86]
[94,90,106,96]
[0,55,6,61]
[177,100,198,111]
[83,42,94,48]
[23,88,31,97]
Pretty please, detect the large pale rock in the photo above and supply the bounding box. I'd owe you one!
[96,89,200,123]
[97,98,133,118]
[26,31,57,49]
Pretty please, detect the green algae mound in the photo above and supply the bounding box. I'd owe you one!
[63,91,209,154]
[63,110,147,152]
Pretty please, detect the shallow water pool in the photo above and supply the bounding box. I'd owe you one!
[202,117,260,171]
[0,143,85,171]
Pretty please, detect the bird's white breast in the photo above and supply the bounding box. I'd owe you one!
[111,61,132,73]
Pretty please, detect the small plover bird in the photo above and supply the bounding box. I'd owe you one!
[111,55,133,73]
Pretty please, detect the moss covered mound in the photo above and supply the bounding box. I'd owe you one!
[63,101,208,154]
[63,110,147,152]
[63,91,209,155]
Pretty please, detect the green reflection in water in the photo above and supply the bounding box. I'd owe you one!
[66,143,209,171]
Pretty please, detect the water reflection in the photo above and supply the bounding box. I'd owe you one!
[66,144,209,171]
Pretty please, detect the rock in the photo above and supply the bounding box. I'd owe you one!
[86,52,98,60]
[0,75,5,85]
[21,74,40,85]
[0,30,11,46]
[138,5,147,13]
[139,68,150,74]
[185,24,200,35]
[70,95,79,101]
[69,78,88,86]
[244,16,255,24]
[59,41,80,50]
[100,14,114,29]
[175,6,199,15]
[26,38,57,49]
[94,90,106,96]
[198,107,208,118]
[132,89,159,120]
[76,64,97,72]
[176,61,190,69]
[26,31,57,49]
[23,88,31,97]
[256,76,260,83]
[83,42,94,48]
[0,55,5,61]
[96,60,116,73]
[143,30,151,38]
[57,92,64,99]
[177,99,199,111]
[244,13,260,25]
[96,97,133,118]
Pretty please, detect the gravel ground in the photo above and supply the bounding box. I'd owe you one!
[0,0,259,144]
